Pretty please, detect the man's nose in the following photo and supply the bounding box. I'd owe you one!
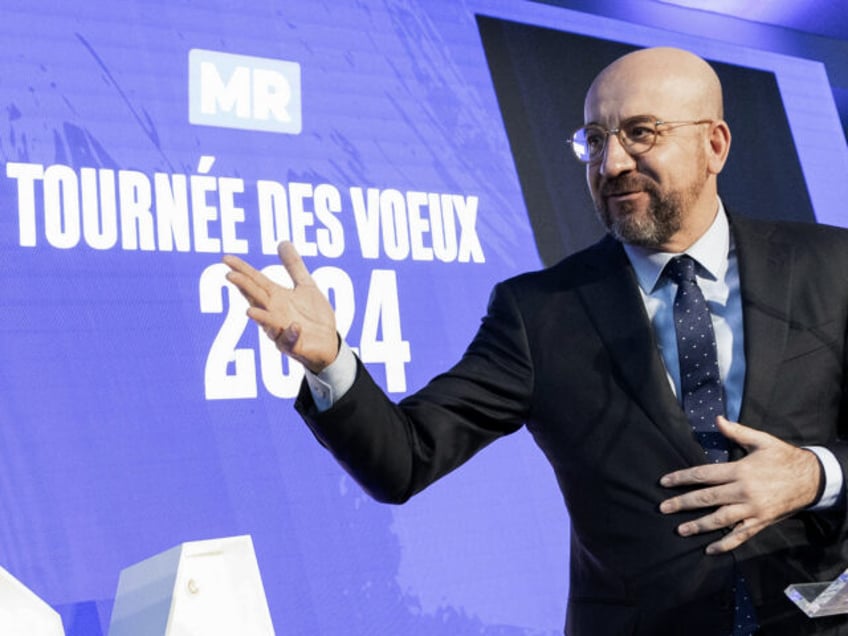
[598,133,636,177]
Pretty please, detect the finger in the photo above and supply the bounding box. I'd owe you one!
[263,324,281,341]
[715,416,768,450]
[660,462,734,488]
[278,241,313,287]
[674,503,749,538]
[246,306,280,333]
[222,254,259,278]
[225,270,271,309]
[705,518,762,554]
[223,254,277,295]
[248,310,300,353]
[660,482,740,514]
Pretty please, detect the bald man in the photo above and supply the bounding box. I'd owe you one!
[224,48,848,635]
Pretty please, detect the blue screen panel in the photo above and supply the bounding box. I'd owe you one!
[0,1,844,634]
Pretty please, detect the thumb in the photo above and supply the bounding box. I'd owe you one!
[716,415,762,450]
[278,241,313,287]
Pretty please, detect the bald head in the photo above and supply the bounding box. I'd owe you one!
[585,47,724,124]
[582,47,733,252]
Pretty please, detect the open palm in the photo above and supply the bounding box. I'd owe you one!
[223,242,338,373]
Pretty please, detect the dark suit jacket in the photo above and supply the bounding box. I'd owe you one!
[296,215,848,635]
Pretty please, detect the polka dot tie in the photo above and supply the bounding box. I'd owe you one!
[664,255,758,635]
[664,255,728,463]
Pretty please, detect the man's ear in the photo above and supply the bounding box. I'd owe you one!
[706,120,732,175]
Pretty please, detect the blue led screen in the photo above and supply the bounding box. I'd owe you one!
[0,1,845,634]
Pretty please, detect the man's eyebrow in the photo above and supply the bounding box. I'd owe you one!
[623,114,657,122]
[582,114,657,127]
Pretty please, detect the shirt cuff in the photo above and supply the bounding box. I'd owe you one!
[804,446,843,510]
[304,340,357,412]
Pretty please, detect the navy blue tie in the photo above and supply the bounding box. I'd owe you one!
[664,255,758,635]
[665,255,728,463]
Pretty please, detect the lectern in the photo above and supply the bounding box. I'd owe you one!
[0,565,65,635]
[109,535,275,635]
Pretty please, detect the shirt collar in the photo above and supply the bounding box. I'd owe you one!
[623,198,730,294]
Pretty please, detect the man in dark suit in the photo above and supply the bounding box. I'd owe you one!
[224,47,848,634]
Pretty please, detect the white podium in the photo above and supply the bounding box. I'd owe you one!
[109,535,275,635]
[0,565,65,636]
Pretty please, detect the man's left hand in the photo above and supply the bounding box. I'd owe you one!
[659,416,821,554]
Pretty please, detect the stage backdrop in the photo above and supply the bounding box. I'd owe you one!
[1,1,846,634]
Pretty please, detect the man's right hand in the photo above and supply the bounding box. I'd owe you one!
[223,241,339,374]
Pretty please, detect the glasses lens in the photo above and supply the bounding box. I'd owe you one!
[570,126,604,163]
[620,119,657,153]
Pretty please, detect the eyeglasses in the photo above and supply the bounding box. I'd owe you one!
[567,116,713,164]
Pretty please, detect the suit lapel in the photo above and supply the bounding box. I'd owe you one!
[731,217,793,431]
[574,237,708,466]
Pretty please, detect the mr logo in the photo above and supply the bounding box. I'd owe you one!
[189,49,302,134]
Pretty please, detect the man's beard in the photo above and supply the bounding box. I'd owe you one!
[594,173,704,249]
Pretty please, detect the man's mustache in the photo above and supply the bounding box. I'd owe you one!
[600,175,657,197]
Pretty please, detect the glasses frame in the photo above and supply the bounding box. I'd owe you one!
[567,117,714,164]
